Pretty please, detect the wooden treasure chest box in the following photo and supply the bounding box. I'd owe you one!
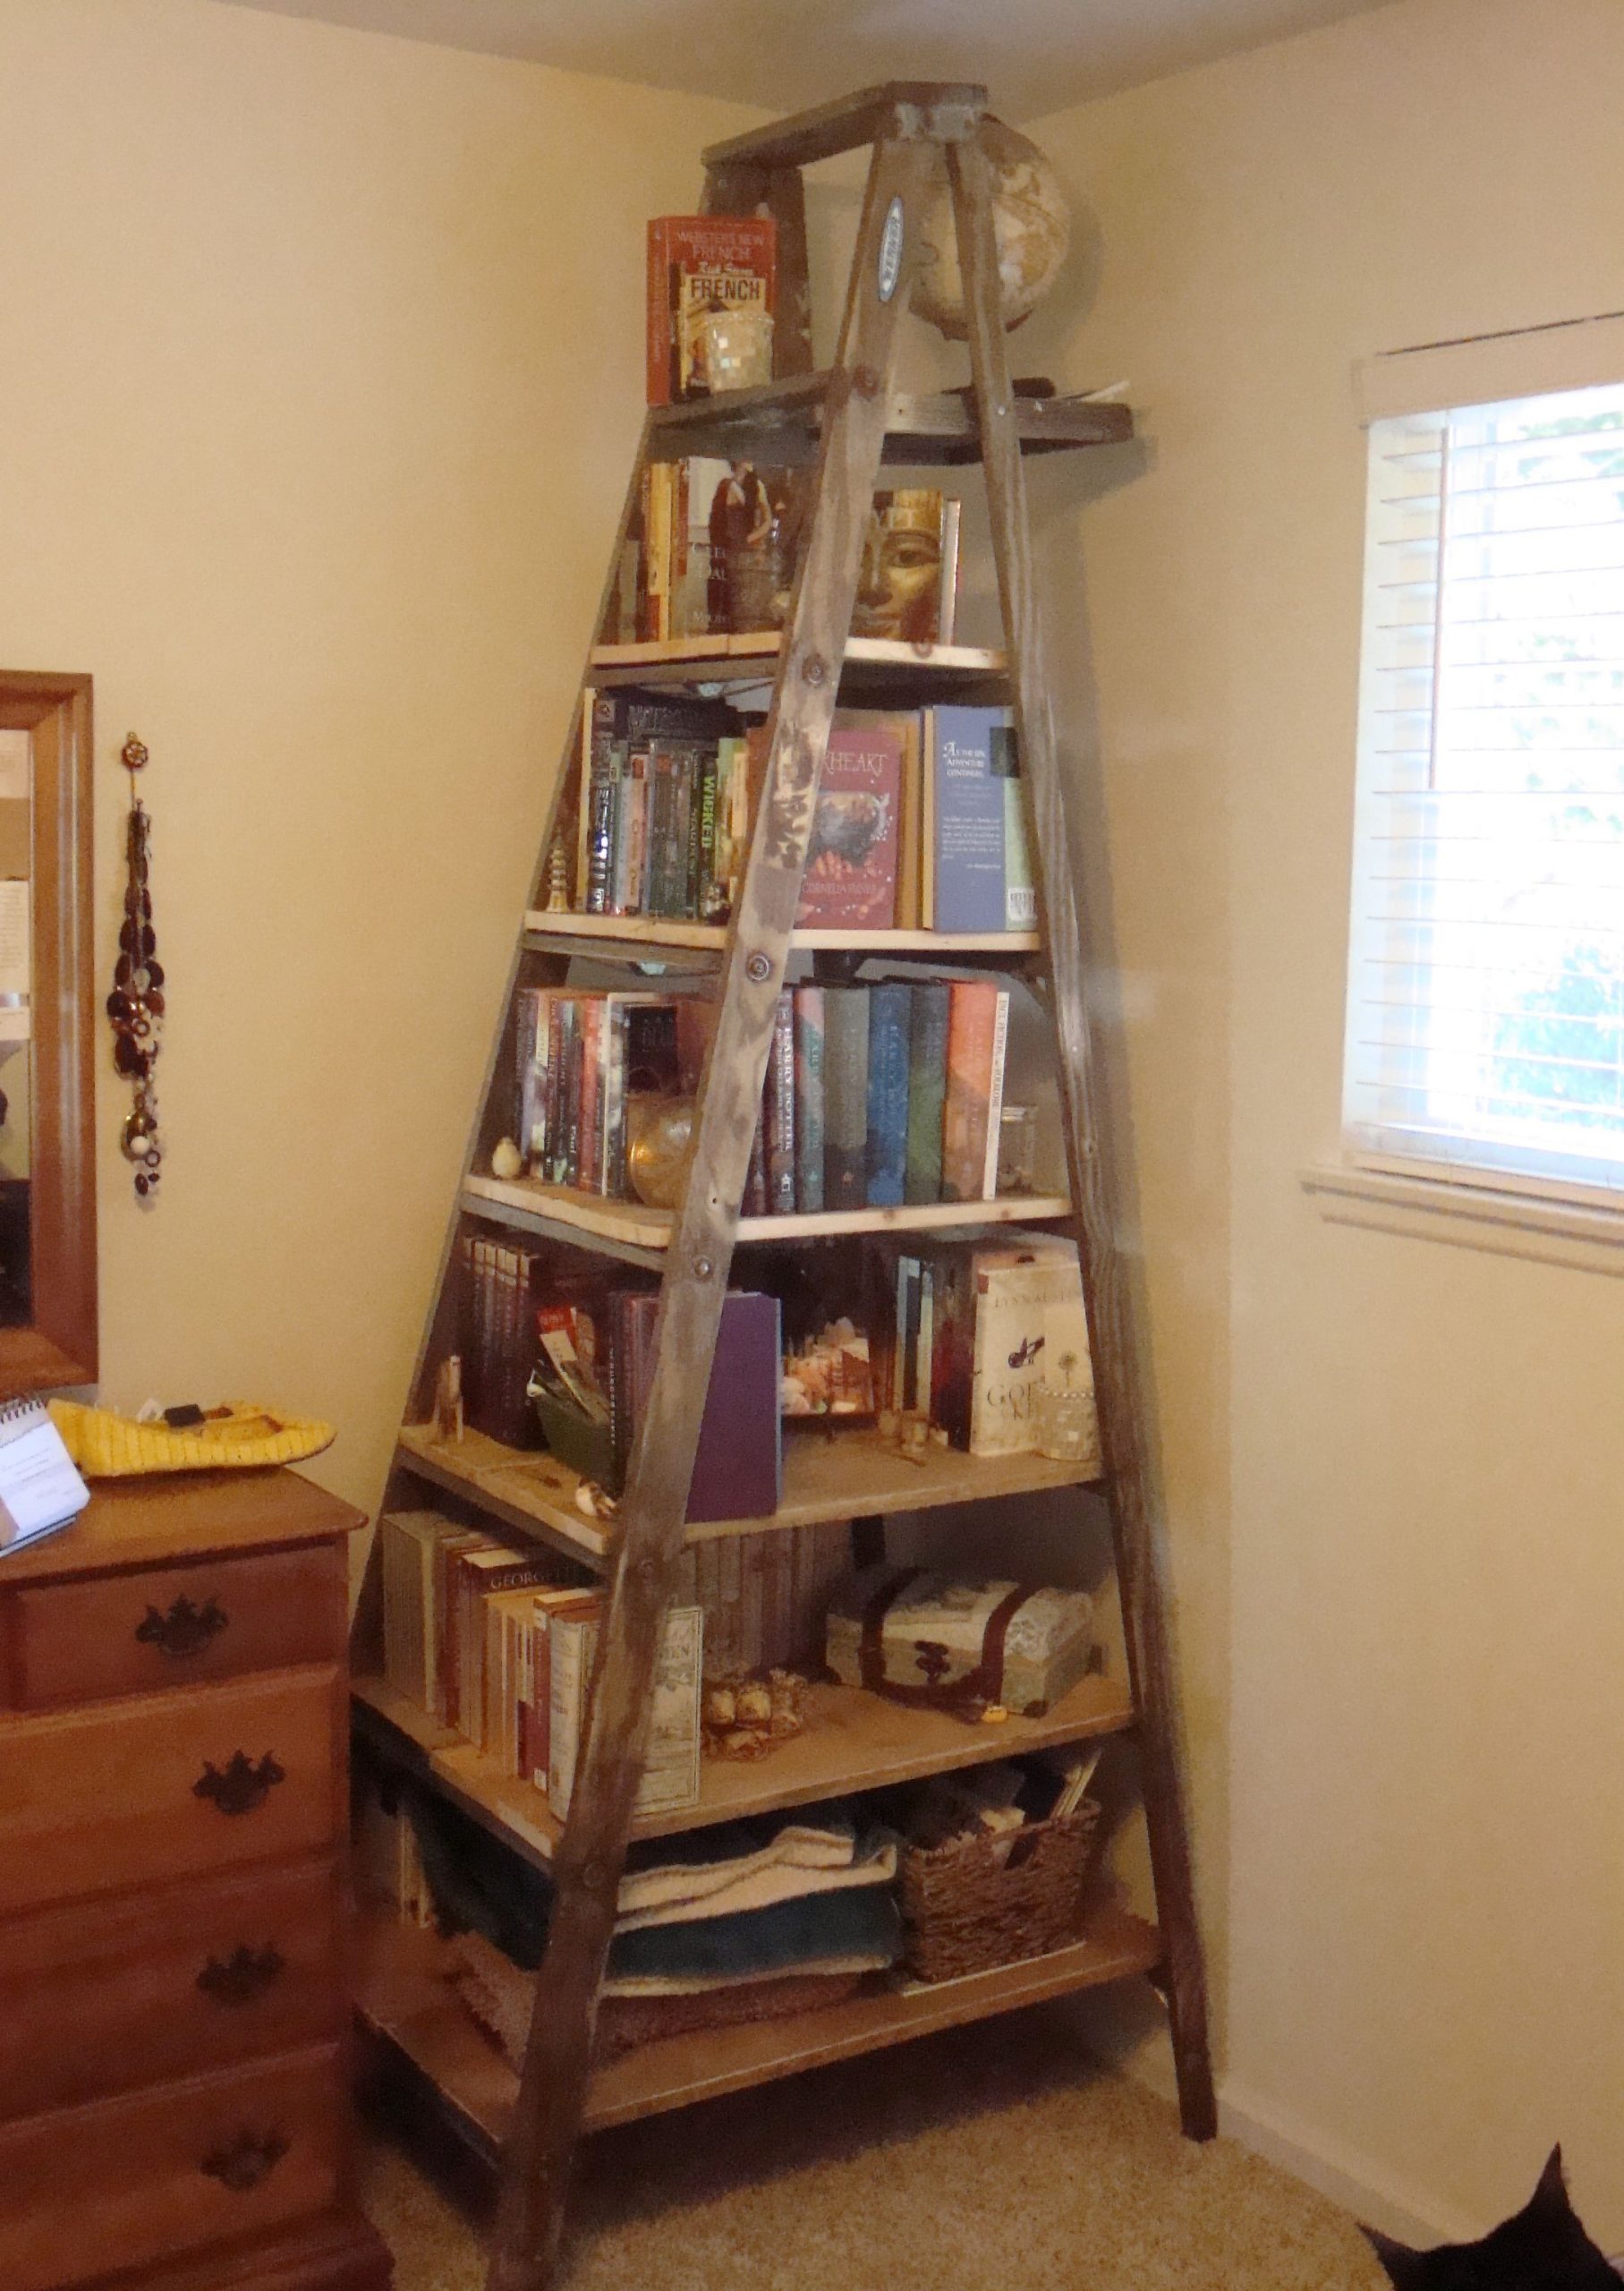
[825,1567,1094,1717]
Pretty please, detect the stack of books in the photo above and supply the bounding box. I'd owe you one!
[752,976,1013,1215]
[459,1235,548,1446]
[513,987,702,1196]
[575,691,751,923]
[884,1231,1095,1459]
[376,1510,702,1819]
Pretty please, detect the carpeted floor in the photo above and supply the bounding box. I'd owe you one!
[363,2006,1387,2290]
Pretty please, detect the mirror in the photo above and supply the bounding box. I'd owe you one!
[0,672,95,1389]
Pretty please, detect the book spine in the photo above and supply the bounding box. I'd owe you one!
[548,1612,598,1818]
[916,1261,936,1427]
[822,987,870,1213]
[980,988,1011,1200]
[584,696,617,915]
[711,738,736,919]
[864,982,912,1208]
[940,981,999,1202]
[672,748,695,918]
[647,748,673,915]
[994,719,1036,929]
[560,1001,582,1188]
[938,498,962,646]
[623,749,650,913]
[904,980,949,1204]
[763,991,797,1215]
[577,1001,602,1196]
[744,1104,769,1217]
[545,997,568,1184]
[793,987,826,1214]
[697,743,722,922]
[602,1002,628,1197]
[646,218,672,406]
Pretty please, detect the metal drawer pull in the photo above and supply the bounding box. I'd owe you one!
[197,1943,285,2006]
[135,1594,228,1657]
[200,2128,290,2193]
[193,1750,285,1816]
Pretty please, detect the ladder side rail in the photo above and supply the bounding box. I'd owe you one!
[484,130,940,2291]
[947,132,1218,2142]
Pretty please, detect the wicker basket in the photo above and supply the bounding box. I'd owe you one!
[898,1801,1101,1984]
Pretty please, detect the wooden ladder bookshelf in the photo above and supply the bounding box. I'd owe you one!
[352,80,1215,2291]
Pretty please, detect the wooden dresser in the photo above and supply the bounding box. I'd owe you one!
[0,1468,392,2291]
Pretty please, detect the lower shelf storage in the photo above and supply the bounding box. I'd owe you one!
[354,1903,1163,2148]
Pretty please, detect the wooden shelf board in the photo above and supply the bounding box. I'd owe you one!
[644,373,1135,470]
[462,1171,1071,1255]
[586,633,1008,690]
[519,912,1042,958]
[356,1898,1161,2143]
[353,1666,1133,1868]
[394,1418,1099,1565]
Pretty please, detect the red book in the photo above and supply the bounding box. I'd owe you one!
[940,982,1010,1203]
[795,723,903,931]
[646,216,777,407]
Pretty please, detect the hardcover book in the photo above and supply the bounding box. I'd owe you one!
[549,1602,703,1818]
[924,706,1033,933]
[793,987,826,1214]
[822,987,871,1212]
[763,991,797,1215]
[969,1237,1093,1458]
[903,981,950,1205]
[864,982,912,1209]
[614,1290,782,1522]
[940,981,1010,1203]
[647,215,777,407]
[795,722,902,933]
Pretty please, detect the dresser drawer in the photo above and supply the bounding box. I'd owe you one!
[3,1539,345,1708]
[0,1855,342,2119]
[0,2043,343,2291]
[0,1665,344,1915]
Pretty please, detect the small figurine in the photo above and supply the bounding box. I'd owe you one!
[432,1355,463,1444]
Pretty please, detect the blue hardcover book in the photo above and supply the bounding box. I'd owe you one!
[794,987,826,1214]
[823,988,870,1213]
[928,706,1030,933]
[864,983,912,1209]
[904,980,949,1205]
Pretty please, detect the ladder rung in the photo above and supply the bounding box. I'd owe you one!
[701,81,987,175]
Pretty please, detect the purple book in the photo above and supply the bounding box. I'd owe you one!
[622,1290,782,1523]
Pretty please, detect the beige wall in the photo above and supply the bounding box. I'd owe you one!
[1027,0,1624,2245]
[0,0,757,1508]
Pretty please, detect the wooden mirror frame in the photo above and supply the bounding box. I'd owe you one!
[0,671,96,1389]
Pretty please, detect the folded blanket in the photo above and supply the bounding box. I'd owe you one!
[604,1880,903,1997]
[616,1828,897,1935]
[618,1804,857,1918]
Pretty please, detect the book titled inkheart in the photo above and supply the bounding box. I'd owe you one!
[795,723,903,932]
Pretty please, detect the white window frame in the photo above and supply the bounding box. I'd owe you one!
[1305,311,1624,1273]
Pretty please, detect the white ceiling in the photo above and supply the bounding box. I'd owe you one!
[220,0,1401,122]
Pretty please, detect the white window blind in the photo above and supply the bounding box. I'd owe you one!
[1345,376,1624,1201]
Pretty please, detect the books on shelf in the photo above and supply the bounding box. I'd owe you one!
[881,1230,1096,1459]
[646,215,776,407]
[514,987,696,1195]
[576,690,744,922]
[460,1236,548,1449]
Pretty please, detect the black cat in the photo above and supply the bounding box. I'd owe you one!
[1366,2147,1617,2287]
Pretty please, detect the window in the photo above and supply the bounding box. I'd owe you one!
[1345,370,1624,1203]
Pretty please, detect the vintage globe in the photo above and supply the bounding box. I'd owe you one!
[911,122,1071,340]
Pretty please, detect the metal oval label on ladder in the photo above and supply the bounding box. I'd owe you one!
[877,197,905,301]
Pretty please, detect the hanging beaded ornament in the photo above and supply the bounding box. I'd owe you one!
[106,734,164,1198]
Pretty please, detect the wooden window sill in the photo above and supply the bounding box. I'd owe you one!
[1300,1162,1624,1279]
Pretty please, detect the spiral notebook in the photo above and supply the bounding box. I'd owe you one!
[0,1398,91,1553]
